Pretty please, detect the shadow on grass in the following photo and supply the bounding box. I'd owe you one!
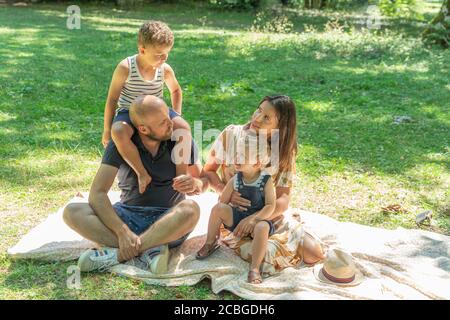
[1,258,238,299]
[0,4,448,297]
[1,259,78,299]
[0,4,448,219]
[1,5,448,180]
[406,235,450,274]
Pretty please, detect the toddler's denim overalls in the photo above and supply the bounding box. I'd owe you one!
[225,171,275,236]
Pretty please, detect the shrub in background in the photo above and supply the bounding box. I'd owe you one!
[208,0,261,9]
[377,0,423,19]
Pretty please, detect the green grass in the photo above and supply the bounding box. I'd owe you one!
[0,1,449,299]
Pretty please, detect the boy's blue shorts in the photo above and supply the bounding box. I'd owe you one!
[113,202,189,249]
[113,108,180,126]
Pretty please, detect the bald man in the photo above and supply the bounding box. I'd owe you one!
[63,95,208,273]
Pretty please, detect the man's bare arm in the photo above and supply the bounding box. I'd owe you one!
[88,164,129,237]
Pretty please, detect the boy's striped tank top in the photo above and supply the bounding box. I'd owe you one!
[117,54,164,111]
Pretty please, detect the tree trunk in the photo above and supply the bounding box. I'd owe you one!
[304,0,334,10]
[312,0,322,9]
[422,0,450,48]
[116,0,145,8]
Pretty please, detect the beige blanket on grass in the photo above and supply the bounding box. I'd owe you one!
[7,192,450,300]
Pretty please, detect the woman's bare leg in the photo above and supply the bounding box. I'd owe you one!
[300,232,325,264]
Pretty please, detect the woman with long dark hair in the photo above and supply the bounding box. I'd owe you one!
[204,95,325,281]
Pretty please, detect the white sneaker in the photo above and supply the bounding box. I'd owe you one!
[78,247,120,272]
[140,244,170,274]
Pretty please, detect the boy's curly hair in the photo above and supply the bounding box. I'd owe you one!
[138,20,174,48]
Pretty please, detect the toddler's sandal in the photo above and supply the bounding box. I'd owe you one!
[196,241,220,260]
[247,270,262,284]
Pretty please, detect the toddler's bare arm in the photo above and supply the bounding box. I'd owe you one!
[219,177,235,204]
[253,177,276,221]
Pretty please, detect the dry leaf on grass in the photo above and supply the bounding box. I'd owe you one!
[176,293,184,299]
[381,204,408,214]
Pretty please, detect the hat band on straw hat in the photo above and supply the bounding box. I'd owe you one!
[322,268,355,284]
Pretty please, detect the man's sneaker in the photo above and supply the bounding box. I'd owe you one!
[78,247,120,272]
[140,244,170,274]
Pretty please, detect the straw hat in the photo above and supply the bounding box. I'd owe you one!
[313,248,364,287]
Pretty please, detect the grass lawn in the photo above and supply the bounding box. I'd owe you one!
[0,1,449,299]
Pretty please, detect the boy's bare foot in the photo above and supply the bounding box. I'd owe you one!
[247,269,262,284]
[138,173,152,194]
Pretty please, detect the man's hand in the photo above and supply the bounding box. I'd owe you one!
[230,190,251,212]
[172,174,201,194]
[117,226,141,262]
[233,215,257,238]
[102,130,111,148]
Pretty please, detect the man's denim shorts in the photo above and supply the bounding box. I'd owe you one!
[112,202,189,249]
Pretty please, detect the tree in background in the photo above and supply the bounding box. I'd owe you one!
[422,0,449,47]
[303,0,332,9]
[54,0,448,48]
[116,0,145,7]
[378,0,422,19]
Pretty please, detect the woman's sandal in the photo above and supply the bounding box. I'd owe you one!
[247,270,263,284]
[196,241,220,260]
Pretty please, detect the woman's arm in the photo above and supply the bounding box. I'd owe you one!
[188,164,210,194]
[204,129,228,192]
[204,167,226,193]
[267,186,291,220]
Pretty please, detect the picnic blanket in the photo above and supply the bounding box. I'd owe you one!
[8,191,450,300]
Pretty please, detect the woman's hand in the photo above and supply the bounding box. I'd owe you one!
[230,190,251,211]
[233,215,257,238]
